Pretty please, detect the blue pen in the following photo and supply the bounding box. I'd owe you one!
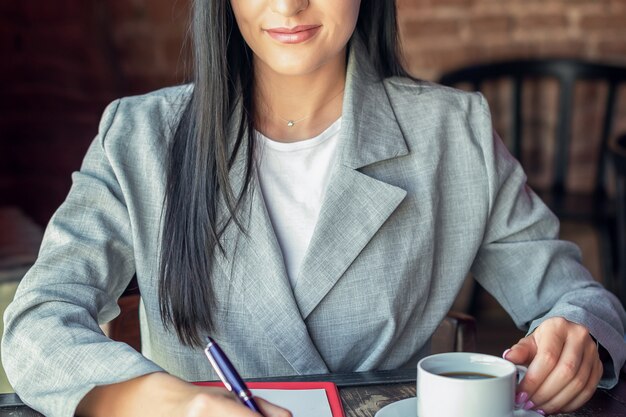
[204,336,265,416]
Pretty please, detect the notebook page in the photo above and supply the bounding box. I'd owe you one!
[251,388,334,417]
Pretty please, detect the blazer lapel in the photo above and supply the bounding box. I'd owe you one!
[293,35,409,319]
[293,169,407,319]
[214,120,329,375]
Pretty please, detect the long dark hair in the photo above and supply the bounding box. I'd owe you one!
[159,0,411,347]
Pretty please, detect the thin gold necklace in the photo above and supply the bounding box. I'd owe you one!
[274,88,345,127]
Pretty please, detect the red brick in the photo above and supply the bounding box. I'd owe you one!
[464,42,535,62]
[596,41,626,64]
[405,44,474,74]
[516,13,569,31]
[145,0,189,24]
[401,17,461,39]
[396,0,430,10]
[580,14,626,32]
[467,15,512,37]
[534,40,588,57]
[432,0,474,6]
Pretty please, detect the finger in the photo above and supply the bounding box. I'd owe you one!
[558,356,603,414]
[526,330,587,407]
[503,336,537,366]
[256,397,293,417]
[517,332,566,399]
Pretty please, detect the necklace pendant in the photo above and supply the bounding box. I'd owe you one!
[287,120,295,127]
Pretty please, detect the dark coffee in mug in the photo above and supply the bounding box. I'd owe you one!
[438,371,496,380]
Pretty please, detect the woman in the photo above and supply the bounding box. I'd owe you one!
[3,1,625,416]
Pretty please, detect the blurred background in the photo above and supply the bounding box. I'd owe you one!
[1,0,626,393]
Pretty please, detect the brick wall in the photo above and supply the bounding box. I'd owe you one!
[0,1,188,224]
[398,0,626,79]
[105,0,189,95]
[397,0,626,192]
[1,0,626,224]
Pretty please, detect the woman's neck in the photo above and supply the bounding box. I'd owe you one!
[253,49,347,142]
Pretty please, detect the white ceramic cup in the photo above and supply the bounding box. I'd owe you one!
[417,352,526,417]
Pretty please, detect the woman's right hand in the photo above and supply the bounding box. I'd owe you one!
[171,384,292,417]
[77,372,292,417]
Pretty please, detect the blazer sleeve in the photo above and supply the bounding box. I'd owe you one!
[468,93,626,389]
[1,100,164,417]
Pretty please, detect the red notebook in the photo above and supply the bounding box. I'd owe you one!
[194,381,345,417]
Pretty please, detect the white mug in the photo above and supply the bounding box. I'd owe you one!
[417,352,526,417]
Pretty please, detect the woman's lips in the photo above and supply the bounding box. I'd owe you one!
[265,25,321,44]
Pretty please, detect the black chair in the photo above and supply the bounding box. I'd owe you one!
[609,134,626,304]
[440,59,626,305]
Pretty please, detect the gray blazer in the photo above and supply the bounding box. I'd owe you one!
[3,36,626,417]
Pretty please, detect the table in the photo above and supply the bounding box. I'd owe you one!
[1,369,625,416]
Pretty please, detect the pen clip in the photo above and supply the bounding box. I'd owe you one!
[204,345,232,391]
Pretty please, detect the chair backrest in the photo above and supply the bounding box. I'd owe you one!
[431,311,477,353]
[102,275,141,351]
[609,134,626,303]
[440,59,626,199]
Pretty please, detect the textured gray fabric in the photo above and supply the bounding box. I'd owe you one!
[3,35,626,417]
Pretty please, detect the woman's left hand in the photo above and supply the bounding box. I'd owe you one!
[502,316,603,415]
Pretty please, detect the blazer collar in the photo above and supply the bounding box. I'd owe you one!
[338,34,409,169]
[214,34,409,374]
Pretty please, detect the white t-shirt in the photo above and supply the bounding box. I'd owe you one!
[255,118,341,288]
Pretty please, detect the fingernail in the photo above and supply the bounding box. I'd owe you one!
[502,348,512,359]
[536,410,545,416]
[523,401,535,410]
[515,392,528,405]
